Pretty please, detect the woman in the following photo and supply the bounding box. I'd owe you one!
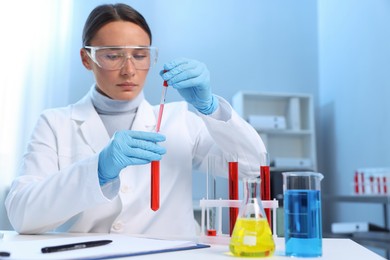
[5,3,266,237]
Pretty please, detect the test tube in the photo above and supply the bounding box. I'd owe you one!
[354,171,359,194]
[206,156,217,236]
[150,77,168,211]
[260,153,271,226]
[228,160,239,236]
[260,165,271,225]
[150,161,160,211]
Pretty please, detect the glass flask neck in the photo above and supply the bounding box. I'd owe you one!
[240,178,266,219]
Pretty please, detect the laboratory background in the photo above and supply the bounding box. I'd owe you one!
[1,0,390,257]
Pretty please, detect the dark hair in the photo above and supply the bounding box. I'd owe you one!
[82,3,152,46]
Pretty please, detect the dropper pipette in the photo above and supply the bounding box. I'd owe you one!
[156,80,168,132]
[151,77,168,211]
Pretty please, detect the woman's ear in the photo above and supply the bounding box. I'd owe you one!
[80,48,92,70]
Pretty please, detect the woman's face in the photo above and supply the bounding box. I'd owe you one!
[81,21,151,100]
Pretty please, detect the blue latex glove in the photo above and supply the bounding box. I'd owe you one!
[161,58,218,115]
[98,130,166,186]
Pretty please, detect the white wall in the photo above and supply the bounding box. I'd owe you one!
[318,0,390,232]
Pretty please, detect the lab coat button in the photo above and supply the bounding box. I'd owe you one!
[120,185,129,193]
[113,222,123,231]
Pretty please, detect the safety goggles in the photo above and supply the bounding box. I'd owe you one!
[84,46,158,71]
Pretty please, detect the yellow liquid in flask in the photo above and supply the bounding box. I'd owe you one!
[229,217,275,257]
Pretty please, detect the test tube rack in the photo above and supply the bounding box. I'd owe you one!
[199,198,279,245]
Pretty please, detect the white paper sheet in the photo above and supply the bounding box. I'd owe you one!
[0,234,197,259]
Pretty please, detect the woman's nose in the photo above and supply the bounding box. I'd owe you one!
[120,56,136,76]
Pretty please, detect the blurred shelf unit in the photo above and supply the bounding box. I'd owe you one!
[232,91,317,171]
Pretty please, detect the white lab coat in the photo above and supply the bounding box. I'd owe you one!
[5,91,266,237]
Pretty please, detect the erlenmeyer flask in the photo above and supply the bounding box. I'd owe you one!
[229,177,275,257]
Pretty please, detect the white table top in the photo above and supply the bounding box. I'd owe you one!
[0,231,385,260]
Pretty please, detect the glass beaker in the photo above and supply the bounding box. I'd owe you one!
[229,177,275,257]
[283,171,324,257]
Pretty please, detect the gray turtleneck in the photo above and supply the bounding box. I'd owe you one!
[90,86,144,137]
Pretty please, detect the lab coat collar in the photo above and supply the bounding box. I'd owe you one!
[71,93,109,153]
[70,92,157,153]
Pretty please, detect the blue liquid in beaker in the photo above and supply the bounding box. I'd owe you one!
[284,190,322,257]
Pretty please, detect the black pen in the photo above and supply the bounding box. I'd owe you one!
[41,239,112,253]
[0,251,10,257]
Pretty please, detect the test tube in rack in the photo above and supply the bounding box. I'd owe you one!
[206,156,217,236]
[228,161,239,236]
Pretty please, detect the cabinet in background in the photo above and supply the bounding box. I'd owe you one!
[232,91,317,172]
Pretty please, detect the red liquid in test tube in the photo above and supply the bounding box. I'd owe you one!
[229,161,239,236]
[150,77,168,211]
[151,161,160,211]
[207,230,217,236]
[354,171,359,194]
[260,166,271,226]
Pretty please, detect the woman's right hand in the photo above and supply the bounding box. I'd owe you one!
[98,130,166,185]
